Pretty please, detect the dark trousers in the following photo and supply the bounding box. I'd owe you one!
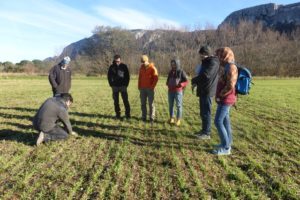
[112,87,130,117]
[199,95,212,135]
[44,125,69,142]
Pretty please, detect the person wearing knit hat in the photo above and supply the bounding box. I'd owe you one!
[141,55,149,65]
[49,56,72,96]
[192,45,219,140]
[138,55,158,122]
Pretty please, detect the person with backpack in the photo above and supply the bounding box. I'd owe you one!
[213,47,238,155]
[107,54,131,119]
[166,59,188,126]
[138,55,158,123]
[33,93,77,146]
[49,56,72,97]
[192,46,220,139]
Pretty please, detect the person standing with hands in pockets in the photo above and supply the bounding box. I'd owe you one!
[108,54,131,119]
[138,55,158,123]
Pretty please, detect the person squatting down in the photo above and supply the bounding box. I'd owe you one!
[33,93,77,146]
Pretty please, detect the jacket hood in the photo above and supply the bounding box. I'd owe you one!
[171,59,181,70]
[216,47,235,65]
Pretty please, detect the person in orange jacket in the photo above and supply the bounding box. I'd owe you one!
[138,55,158,122]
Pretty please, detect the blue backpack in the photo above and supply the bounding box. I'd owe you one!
[226,63,252,95]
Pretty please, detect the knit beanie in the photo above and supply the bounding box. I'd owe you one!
[62,56,71,65]
[141,55,149,63]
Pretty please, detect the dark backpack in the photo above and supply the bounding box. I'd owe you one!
[225,63,252,95]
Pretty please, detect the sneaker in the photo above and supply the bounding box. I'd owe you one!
[36,131,45,146]
[168,118,175,124]
[175,119,181,126]
[212,148,231,155]
[196,133,211,140]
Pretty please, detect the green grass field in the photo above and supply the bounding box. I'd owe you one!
[0,76,299,200]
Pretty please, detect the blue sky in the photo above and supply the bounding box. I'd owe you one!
[0,0,298,63]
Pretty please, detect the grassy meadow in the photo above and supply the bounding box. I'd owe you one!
[0,76,299,199]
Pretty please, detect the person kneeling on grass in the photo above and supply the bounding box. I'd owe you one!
[166,59,188,126]
[33,93,78,146]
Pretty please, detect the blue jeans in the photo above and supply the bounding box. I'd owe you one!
[214,104,232,149]
[168,91,183,119]
[199,95,212,134]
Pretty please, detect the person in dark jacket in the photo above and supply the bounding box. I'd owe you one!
[33,93,77,146]
[49,56,72,96]
[166,59,188,126]
[192,45,220,139]
[107,55,130,119]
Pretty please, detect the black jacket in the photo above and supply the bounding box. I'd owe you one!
[49,64,72,94]
[192,56,220,97]
[33,97,72,134]
[107,63,130,87]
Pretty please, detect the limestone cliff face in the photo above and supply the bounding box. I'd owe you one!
[219,2,300,32]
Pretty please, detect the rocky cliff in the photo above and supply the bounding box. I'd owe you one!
[219,2,300,32]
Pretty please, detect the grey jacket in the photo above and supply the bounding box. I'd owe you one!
[49,64,72,94]
[33,97,72,134]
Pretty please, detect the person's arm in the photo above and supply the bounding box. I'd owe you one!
[176,71,187,88]
[138,67,142,89]
[150,67,158,89]
[107,66,113,87]
[58,109,72,134]
[124,64,130,87]
[220,64,238,97]
[49,66,58,88]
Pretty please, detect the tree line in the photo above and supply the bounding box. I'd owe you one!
[1,21,300,76]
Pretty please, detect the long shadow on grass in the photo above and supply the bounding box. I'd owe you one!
[0,107,210,150]
[0,106,36,113]
[0,129,36,146]
[73,126,211,151]
[70,118,182,140]
[0,107,165,124]
[0,112,32,121]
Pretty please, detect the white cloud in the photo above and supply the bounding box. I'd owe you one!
[0,0,107,62]
[94,6,181,29]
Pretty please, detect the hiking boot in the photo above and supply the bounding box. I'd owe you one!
[196,133,211,140]
[175,119,181,126]
[36,131,45,146]
[212,148,231,155]
[168,118,175,124]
